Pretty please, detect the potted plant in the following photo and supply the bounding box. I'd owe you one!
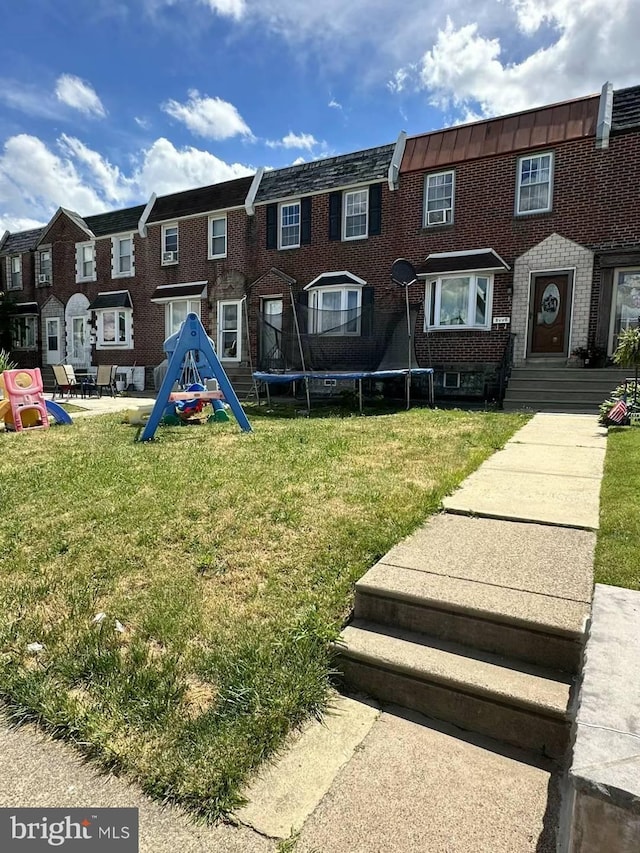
[613,324,640,388]
[572,346,590,366]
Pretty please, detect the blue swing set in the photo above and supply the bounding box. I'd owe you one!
[138,313,252,441]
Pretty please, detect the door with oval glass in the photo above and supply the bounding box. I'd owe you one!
[528,272,572,355]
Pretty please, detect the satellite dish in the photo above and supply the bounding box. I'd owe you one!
[391,258,418,288]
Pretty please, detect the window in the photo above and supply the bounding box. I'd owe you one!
[217,300,242,360]
[39,248,52,284]
[112,235,134,277]
[311,287,362,334]
[343,189,368,240]
[162,224,179,264]
[11,315,37,349]
[8,256,22,290]
[165,299,200,337]
[425,274,492,330]
[76,241,96,282]
[424,171,454,226]
[97,309,132,348]
[209,215,227,259]
[279,202,300,249]
[609,268,640,355]
[516,152,554,214]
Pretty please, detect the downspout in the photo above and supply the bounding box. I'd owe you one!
[245,167,265,216]
[138,192,156,238]
[596,82,613,150]
[388,130,407,191]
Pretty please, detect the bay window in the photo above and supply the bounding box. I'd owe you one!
[425,274,492,330]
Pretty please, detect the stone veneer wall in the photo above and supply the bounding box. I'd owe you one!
[511,233,594,365]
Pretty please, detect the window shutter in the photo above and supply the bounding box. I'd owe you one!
[300,197,312,245]
[368,184,382,236]
[296,290,309,334]
[361,286,374,336]
[329,192,342,241]
[266,203,278,250]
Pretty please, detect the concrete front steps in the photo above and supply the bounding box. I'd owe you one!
[335,514,594,762]
[503,366,630,413]
[222,365,258,400]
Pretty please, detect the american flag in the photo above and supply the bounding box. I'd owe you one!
[608,399,628,424]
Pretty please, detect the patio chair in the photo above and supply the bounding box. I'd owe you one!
[95,364,118,397]
[52,364,79,399]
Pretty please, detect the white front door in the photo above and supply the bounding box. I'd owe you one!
[217,300,242,362]
[45,317,62,364]
[261,298,284,369]
[65,293,91,366]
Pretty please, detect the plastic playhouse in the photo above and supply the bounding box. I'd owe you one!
[137,313,252,441]
[0,368,72,432]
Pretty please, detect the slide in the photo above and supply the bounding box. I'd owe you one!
[45,400,73,425]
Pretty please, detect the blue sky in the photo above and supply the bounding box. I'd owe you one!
[1,0,638,232]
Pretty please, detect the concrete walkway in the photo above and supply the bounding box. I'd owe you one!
[46,391,155,418]
[0,412,606,853]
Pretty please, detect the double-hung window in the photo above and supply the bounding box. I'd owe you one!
[425,274,492,330]
[38,248,52,284]
[76,241,96,282]
[97,309,132,348]
[8,256,22,290]
[343,189,368,240]
[516,152,554,214]
[209,214,227,259]
[311,287,362,335]
[424,171,454,226]
[166,299,200,338]
[279,201,300,249]
[162,224,179,264]
[112,235,134,277]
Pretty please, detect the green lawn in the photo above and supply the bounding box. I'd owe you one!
[595,426,640,590]
[0,407,526,820]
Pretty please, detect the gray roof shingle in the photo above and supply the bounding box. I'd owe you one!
[0,227,45,254]
[612,85,640,132]
[84,205,146,237]
[255,144,395,204]
[148,176,254,224]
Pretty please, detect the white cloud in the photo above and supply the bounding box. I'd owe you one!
[266,131,319,151]
[0,80,63,120]
[200,0,245,18]
[328,98,342,110]
[415,2,640,117]
[162,90,252,140]
[0,132,255,232]
[55,74,107,118]
[134,116,150,130]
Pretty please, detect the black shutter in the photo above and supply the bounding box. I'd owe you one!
[368,184,382,236]
[266,203,278,250]
[361,286,374,336]
[300,197,312,245]
[296,290,309,334]
[329,191,342,241]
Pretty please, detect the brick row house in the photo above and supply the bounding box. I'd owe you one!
[1,82,639,406]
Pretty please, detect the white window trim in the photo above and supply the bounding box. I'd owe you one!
[76,241,96,283]
[11,314,37,349]
[162,223,179,265]
[310,284,363,336]
[424,170,455,227]
[38,246,52,285]
[111,233,135,279]
[164,299,201,339]
[608,267,640,356]
[217,299,242,362]
[424,273,494,331]
[7,255,22,290]
[96,308,133,349]
[278,200,301,250]
[208,214,227,260]
[342,188,369,241]
[516,151,554,216]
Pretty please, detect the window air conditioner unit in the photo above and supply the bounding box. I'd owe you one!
[38,274,50,284]
[427,209,446,225]
[163,251,178,263]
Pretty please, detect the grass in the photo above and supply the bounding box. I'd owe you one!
[594,426,640,590]
[0,406,526,820]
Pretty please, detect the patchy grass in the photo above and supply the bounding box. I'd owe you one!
[0,408,526,820]
[595,426,640,590]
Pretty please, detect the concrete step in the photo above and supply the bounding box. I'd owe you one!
[510,368,629,382]
[507,378,628,392]
[336,622,572,759]
[354,564,586,672]
[505,389,611,403]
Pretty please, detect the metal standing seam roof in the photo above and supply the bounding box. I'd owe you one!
[416,249,510,276]
[88,291,133,310]
[255,144,395,204]
[0,228,45,254]
[401,95,600,173]
[150,282,208,301]
[611,85,640,132]
[148,176,254,224]
[84,206,147,237]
